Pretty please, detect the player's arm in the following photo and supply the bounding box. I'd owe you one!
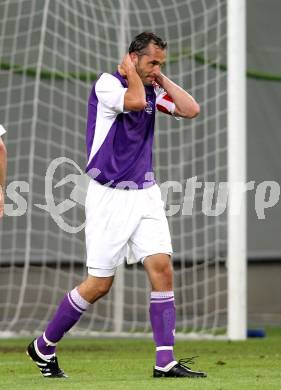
[155,73,200,119]
[118,54,147,111]
[0,136,7,218]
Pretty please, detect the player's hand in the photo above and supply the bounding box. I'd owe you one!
[0,186,4,218]
[118,53,137,78]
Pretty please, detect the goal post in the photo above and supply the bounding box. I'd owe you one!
[0,0,246,339]
[227,0,247,340]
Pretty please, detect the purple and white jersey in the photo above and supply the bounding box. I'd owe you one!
[85,71,176,189]
[0,125,6,137]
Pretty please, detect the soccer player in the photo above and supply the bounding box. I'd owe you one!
[0,125,7,219]
[27,32,207,379]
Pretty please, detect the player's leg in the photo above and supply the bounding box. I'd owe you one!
[36,274,113,354]
[26,273,114,378]
[27,180,141,377]
[37,274,114,353]
[144,254,206,378]
[143,253,177,370]
[77,274,114,303]
[130,184,206,378]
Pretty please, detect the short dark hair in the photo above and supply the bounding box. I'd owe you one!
[128,32,167,56]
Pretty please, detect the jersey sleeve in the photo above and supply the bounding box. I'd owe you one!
[154,83,180,118]
[95,73,128,115]
[0,125,6,137]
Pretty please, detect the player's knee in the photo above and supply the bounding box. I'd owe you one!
[153,258,173,277]
[96,282,112,298]
[158,259,173,277]
[144,255,174,290]
[162,264,173,284]
[78,276,113,303]
[152,269,173,292]
[85,283,112,304]
[153,262,173,289]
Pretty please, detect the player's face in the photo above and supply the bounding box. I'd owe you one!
[135,43,166,85]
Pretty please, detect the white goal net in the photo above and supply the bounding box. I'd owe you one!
[0,0,237,338]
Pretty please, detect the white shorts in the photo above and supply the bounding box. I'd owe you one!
[85,180,173,277]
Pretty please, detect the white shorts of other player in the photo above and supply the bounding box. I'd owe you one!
[85,179,173,277]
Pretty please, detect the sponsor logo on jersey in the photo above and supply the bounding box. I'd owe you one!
[145,100,153,114]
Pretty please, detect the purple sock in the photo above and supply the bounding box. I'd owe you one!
[149,291,176,368]
[37,288,89,358]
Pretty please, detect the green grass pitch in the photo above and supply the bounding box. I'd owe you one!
[0,329,280,390]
